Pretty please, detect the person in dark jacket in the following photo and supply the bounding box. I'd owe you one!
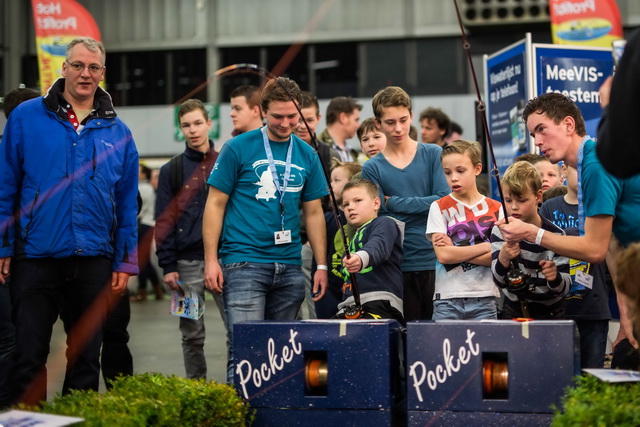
[597,29,640,178]
[294,91,339,172]
[293,91,337,319]
[0,38,139,405]
[154,99,224,380]
[0,86,40,408]
[317,96,362,162]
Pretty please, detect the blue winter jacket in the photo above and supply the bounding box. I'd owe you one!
[0,78,139,274]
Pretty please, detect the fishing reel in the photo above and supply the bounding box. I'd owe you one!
[305,358,328,394]
[342,304,364,319]
[505,267,532,295]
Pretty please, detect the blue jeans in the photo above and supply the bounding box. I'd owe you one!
[222,262,305,383]
[575,319,609,369]
[433,297,497,320]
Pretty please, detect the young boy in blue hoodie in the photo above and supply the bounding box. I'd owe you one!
[337,179,404,323]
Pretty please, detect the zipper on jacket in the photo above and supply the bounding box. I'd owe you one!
[23,189,41,240]
[200,154,207,196]
[110,192,117,243]
[90,143,97,179]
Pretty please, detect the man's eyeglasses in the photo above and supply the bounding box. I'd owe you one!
[65,61,104,75]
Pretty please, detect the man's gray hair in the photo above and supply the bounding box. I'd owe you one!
[66,37,106,65]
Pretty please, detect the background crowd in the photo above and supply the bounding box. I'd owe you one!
[1,33,639,408]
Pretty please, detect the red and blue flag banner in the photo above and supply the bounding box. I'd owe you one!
[31,0,102,94]
[549,0,623,47]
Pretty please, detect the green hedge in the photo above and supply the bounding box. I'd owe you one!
[25,373,253,426]
[553,375,640,426]
[26,372,640,425]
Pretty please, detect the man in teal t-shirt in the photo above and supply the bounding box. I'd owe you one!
[497,92,640,351]
[499,93,640,266]
[202,77,329,383]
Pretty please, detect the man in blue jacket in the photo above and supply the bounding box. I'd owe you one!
[0,37,139,405]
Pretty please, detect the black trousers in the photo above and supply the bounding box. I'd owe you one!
[500,299,565,320]
[402,270,436,321]
[336,299,405,325]
[9,256,111,405]
[101,289,133,389]
[137,223,159,291]
[0,280,15,408]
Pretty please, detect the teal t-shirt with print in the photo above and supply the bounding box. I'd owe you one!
[581,138,640,247]
[207,128,328,264]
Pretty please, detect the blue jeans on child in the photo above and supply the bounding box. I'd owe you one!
[222,262,305,384]
[433,297,497,320]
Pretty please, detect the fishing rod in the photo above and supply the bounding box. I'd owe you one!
[452,1,532,317]
[213,64,364,317]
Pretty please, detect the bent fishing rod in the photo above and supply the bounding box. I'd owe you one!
[452,0,532,316]
[213,63,364,317]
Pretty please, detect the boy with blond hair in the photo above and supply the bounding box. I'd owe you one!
[314,160,362,318]
[338,179,404,322]
[362,86,449,321]
[426,140,502,319]
[491,161,571,319]
[515,152,564,192]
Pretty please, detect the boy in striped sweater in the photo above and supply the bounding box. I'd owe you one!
[491,161,571,319]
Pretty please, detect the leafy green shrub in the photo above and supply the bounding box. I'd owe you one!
[553,375,640,426]
[26,373,253,426]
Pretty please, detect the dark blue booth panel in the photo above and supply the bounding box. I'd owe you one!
[408,410,553,426]
[254,408,395,426]
[233,319,403,411]
[406,320,579,415]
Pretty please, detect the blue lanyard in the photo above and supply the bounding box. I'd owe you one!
[576,135,591,237]
[261,126,293,230]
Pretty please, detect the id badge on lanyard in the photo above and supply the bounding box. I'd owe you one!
[261,127,293,245]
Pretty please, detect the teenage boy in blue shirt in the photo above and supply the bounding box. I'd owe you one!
[362,86,449,321]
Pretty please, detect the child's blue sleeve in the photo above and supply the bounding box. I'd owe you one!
[359,217,400,267]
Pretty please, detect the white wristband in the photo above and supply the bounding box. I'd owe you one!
[316,264,328,271]
[535,228,545,245]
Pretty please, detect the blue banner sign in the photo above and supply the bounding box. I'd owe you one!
[485,38,530,201]
[533,45,613,138]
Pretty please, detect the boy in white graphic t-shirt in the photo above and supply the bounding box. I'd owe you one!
[426,140,502,320]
